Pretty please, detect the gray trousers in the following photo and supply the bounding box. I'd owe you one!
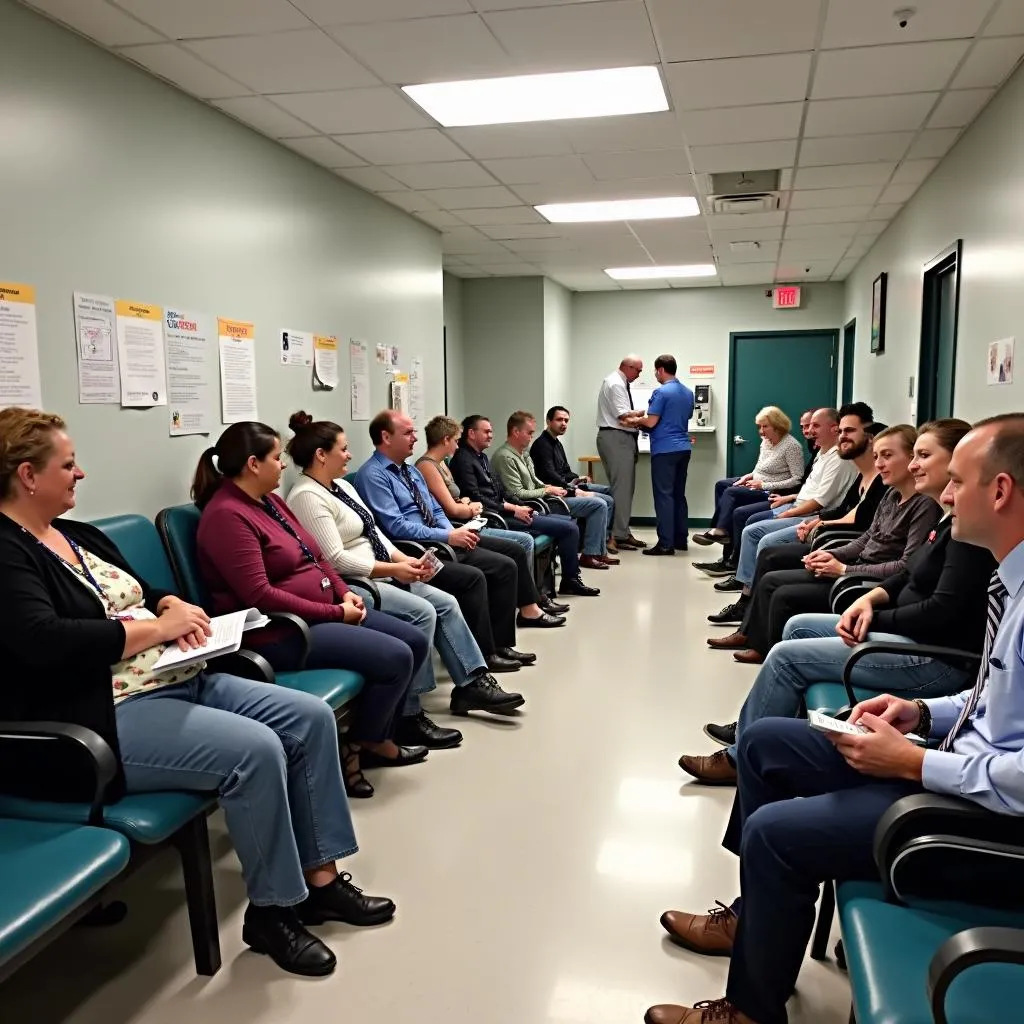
[596,428,638,539]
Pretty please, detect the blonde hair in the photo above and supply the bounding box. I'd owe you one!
[755,406,791,435]
[0,407,67,499]
[424,415,461,447]
[873,424,918,454]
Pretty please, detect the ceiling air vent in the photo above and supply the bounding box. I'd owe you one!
[707,169,782,215]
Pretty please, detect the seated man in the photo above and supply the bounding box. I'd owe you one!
[494,410,617,571]
[645,413,1024,1024]
[451,415,600,598]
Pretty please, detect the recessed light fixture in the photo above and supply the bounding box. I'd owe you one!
[729,240,761,252]
[605,264,718,280]
[402,66,667,128]
[536,196,699,223]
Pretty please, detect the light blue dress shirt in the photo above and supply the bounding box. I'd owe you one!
[353,451,454,545]
[922,537,1024,814]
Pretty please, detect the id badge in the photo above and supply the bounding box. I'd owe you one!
[320,576,332,590]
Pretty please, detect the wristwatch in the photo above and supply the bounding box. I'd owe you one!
[912,698,932,737]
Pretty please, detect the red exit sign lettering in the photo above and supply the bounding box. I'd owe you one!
[773,286,802,309]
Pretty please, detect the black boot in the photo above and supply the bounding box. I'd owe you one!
[451,673,525,716]
[296,872,396,927]
[395,711,462,749]
[242,903,336,976]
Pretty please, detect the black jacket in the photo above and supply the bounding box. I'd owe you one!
[0,514,172,802]
[449,444,508,513]
[820,473,887,529]
[530,431,576,489]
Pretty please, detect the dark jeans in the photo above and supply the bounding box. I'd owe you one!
[262,608,428,743]
[711,478,769,531]
[721,718,922,1024]
[723,502,773,563]
[429,548,517,655]
[741,567,833,654]
[477,532,541,608]
[505,512,581,578]
[651,450,691,550]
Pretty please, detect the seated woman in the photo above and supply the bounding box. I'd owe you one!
[692,406,804,547]
[193,421,431,800]
[0,408,394,978]
[416,414,568,621]
[285,411,525,745]
[680,418,985,785]
[708,424,941,663]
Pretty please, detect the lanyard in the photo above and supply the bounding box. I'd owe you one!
[25,527,110,610]
[260,497,329,574]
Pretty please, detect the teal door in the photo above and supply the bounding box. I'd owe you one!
[917,242,961,422]
[727,330,838,476]
[841,319,856,405]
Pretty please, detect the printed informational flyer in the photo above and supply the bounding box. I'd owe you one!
[350,338,370,420]
[389,372,409,414]
[280,328,313,367]
[73,291,119,404]
[313,334,338,389]
[218,318,257,423]
[115,299,167,406]
[409,355,425,424]
[0,282,43,408]
[166,309,216,436]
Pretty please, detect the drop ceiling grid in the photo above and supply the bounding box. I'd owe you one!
[18,0,1024,289]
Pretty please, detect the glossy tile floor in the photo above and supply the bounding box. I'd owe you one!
[2,531,853,1024]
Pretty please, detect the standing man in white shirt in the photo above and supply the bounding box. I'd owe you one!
[596,355,647,551]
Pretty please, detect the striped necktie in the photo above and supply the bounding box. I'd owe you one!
[395,463,437,528]
[938,571,1008,752]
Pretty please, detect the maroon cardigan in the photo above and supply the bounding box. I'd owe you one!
[197,480,349,623]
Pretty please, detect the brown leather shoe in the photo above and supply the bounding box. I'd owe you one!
[707,632,748,650]
[599,553,621,565]
[644,998,756,1024]
[678,750,738,786]
[580,554,611,570]
[607,538,619,554]
[615,535,644,550]
[659,902,737,956]
[733,649,765,665]
[625,533,649,548]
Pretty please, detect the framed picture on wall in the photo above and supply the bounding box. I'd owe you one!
[870,272,887,354]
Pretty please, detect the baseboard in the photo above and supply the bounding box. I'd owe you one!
[631,516,712,528]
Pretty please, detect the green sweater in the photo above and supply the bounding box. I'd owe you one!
[491,442,548,500]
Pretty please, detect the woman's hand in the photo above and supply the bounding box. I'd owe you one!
[157,598,212,651]
[837,596,875,647]
[467,501,484,515]
[341,590,367,624]
[804,552,845,578]
[390,560,428,584]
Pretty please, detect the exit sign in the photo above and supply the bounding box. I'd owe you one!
[773,286,802,308]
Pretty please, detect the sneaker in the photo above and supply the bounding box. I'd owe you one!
[693,559,735,578]
[707,600,747,625]
[713,576,744,593]
[703,722,737,747]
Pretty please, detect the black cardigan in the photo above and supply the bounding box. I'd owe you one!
[873,518,996,651]
[0,514,173,802]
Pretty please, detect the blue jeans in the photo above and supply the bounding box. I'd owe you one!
[482,526,534,562]
[580,482,614,533]
[756,523,801,553]
[711,478,768,530]
[117,671,357,907]
[735,511,795,585]
[726,612,971,760]
[651,450,691,549]
[564,494,610,555]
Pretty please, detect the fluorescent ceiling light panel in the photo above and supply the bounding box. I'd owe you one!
[537,196,699,223]
[605,264,718,280]
[402,66,667,128]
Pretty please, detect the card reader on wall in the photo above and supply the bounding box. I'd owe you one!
[694,384,712,428]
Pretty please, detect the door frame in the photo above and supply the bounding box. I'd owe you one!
[916,239,963,422]
[841,318,856,405]
[726,329,839,476]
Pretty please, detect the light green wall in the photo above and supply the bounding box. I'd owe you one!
[844,62,1024,425]
[443,271,465,420]
[0,0,443,520]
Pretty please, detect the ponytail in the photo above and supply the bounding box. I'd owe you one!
[191,421,280,508]
[191,447,222,509]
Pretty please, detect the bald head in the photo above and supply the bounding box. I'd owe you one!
[809,407,841,451]
[620,355,643,382]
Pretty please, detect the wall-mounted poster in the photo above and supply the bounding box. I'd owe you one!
[870,272,887,354]
[987,337,1014,386]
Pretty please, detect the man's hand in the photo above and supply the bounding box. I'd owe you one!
[802,551,845,578]
[795,518,820,542]
[837,596,875,646]
[849,694,922,733]
[545,485,568,497]
[448,526,480,549]
[828,712,926,780]
[467,501,484,515]
[512,505,534,523]
[769,494,793,509]
[389,560,428,583]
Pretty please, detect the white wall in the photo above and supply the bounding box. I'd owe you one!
[543,279,572,420]
[0,0,443,520]
[845,61,1024,425]
[443,271,466,420]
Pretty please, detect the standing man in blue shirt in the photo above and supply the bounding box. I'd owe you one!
[635,354,694,556]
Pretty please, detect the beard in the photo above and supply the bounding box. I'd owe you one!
[839,438,869,460]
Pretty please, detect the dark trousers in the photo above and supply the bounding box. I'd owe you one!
[504,512,581,579]
[431,547,517,654]
[711,478,768,531]
[747,541,811,593]
[477,532,541,608]
[263,609,428,742]
[741,568,832,654]
[723,502,773,563]
[651,450,691,549]
[721,718,921,1024]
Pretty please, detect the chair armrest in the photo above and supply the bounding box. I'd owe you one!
[393,539,456,562]
[811,528,863,552]
[0,721,115,826]
[342,576,381,609]
[481,510,509,529]
[828,575,877,616]
[544,495,571,516]
[928,927,1024,1024]
[841,641,980,707]
[212,648,275,683]
[523,499,550,514]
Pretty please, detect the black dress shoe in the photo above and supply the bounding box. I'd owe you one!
[708,599,748,625]
[358,744,428,769]
[496,646,537,665]
[694,558,735,578]
[297,872,396,927]
[451,674,525,716]
[242,903,336,976]
[558,576,600,596]
[541,597,570,614]
[704,721,737,747]
[516,611,565,628]
[642,545,675,556]
[395,712,463,749]
[487,652,522,672]
[714,576,745,593]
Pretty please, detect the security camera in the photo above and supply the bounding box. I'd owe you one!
[894,7,915,29]
[805,266,812,274]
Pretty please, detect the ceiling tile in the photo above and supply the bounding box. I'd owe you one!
[483,2,659,73]
[706,211,786,229]
[845,237,877,258]
[805,94,938,136]
[878,182,920,204]
[788,184,883,208]
[953,36,1024,88]
[787,205,874,224]
[775,259,839,280]
[928,88,996,128]
[184,31,378,93]
[381,161,497,188]
[281,136,367,167]
[441,224,501,244]
[478,224,564,240]
[456,206,546,225]
[798,132,914,165]
[114,0,308,38]
[504,236,582,253]
[24,0,162,45]
[416,209,465,228]
[420,186,523,209]
[334,166,405,191]
[985,2,1024,37]
[718,263,778,285]
[271,88,431,133]
[475,264,543,276]
[335,129,469,164]
[780,238,851,260]
[564,112,685,154]
[906,128,961,159]
[290,0,472,24]
[481,155,594,185]
[821,0,989,48]
[445,124,574,160]
[783,221,862,239]
[513,175,696,204]
[117,43,249,98]
[448,268,490,276]
[328,15,514,84]
[543,270,621,291]
[891,158,938,183]
[793,163,896,188]
[832,257,861,280]
[213,97,317,138]
[689,140,798,173]
[618,279,674,290]
[811,41,970,99]
[868,203,903,220]
[710,226,785,242]
[648,0,821,60]
[665,53,811,110]
[714,240,780,263]
[679,103,804,145]
[378,190,440,212]
[581,149,691,181]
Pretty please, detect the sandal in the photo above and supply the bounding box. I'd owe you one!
[341,743,374,799]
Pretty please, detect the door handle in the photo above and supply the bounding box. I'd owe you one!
[733,435,747,445]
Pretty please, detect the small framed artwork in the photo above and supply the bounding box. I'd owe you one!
[870,272,887,354]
